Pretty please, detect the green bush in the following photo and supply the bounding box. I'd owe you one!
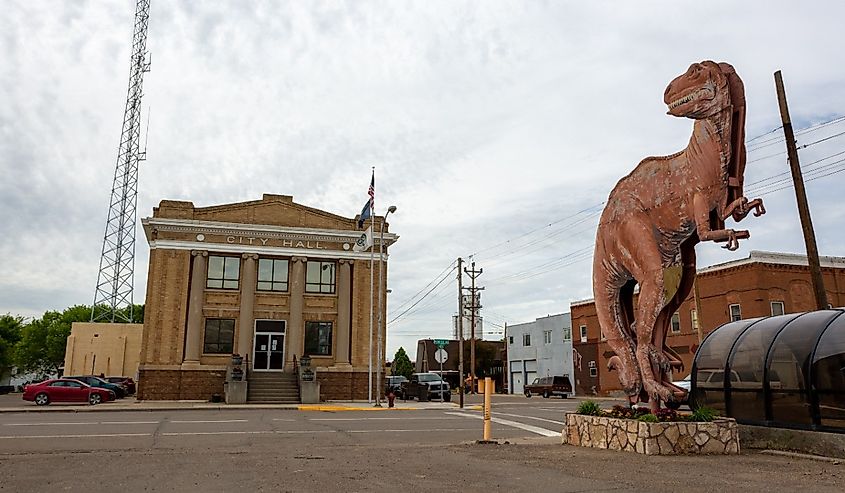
[690,406,718,422]
[637,413,659,423]
[576,400,602,416]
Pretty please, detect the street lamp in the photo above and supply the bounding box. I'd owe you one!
[375,205,397,407]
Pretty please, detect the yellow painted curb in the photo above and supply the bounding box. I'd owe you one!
[297,405,418,411]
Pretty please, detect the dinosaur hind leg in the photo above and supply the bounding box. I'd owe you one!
[596,277,641,398]
[633,268,675,403]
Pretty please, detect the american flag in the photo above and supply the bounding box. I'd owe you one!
[367,172,375,208]
[357,171,375,229]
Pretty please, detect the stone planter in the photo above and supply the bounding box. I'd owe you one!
[562,413,740,455]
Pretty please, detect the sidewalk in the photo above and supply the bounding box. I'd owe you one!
[0,393,461,413]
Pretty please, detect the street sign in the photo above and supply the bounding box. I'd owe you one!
[434,339,449,348]
[434,348,448,364]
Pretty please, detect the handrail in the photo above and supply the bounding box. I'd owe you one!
[293,355,300,398]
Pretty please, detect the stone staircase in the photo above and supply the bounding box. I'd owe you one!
[247,372,300,403]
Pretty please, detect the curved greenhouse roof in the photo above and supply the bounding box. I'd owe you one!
[691,308,845,432]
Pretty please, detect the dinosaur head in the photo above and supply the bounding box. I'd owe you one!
[664,61,732,119]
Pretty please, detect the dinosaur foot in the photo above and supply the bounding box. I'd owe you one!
[642,378,674,403]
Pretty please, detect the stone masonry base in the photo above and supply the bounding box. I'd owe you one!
[318,371,374,401]
[563,413,740,455]
[138,368,373,401]
[138,369,226,400]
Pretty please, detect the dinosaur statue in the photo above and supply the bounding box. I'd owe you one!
[592,61,765,409]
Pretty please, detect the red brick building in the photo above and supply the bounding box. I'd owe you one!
[571,251,845,396]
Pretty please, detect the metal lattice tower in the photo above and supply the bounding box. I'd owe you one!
[92,0,151,322]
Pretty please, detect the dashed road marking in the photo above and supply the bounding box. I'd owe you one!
[0,433,151,439]
[493,412,566,426]
[445,412,560,437]
[170,419,248,424]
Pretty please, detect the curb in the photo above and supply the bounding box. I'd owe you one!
[0,403,450,414]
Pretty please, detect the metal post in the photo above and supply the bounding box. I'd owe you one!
[774,70,828,310]
[483,377,492,441]
[368,169,375,403]
[375,206,396,407]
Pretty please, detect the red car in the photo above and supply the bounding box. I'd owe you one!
[22,379,115,406]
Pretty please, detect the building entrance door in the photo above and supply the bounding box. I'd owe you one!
[253,320,285,371]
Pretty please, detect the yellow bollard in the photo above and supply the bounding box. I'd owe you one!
[483,377,492,441]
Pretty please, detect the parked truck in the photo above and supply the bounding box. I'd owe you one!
[401,372,451,402]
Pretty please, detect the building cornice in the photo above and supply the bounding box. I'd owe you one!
[142,217,398,246]
[149,239,389,261]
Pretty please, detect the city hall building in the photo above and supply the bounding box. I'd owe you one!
[136,194,397,401]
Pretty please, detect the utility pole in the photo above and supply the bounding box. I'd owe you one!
[503,322,508,394]
[464,261,483,394]
[457,257,464,409]
[774,70,829,310]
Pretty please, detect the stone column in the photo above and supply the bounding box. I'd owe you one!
[287,256,307,371]
[237,253,259,360]
[335,259,353,367]
[183,250,208,366]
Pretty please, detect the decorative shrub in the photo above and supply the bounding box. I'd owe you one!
[576,400,602,416]
[690,406,718,422]
[575,402,719,423]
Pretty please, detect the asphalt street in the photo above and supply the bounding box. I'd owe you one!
[0,395,841,492]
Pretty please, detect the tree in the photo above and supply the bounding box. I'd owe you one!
[15,310,70,376]
[391,347,414,379]
[0,314,24,371]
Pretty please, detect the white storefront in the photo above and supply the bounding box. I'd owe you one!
[507,313,574,395]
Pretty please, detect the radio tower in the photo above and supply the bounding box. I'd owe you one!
[92,0,151,322]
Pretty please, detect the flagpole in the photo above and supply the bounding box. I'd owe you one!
[368,167,375,404]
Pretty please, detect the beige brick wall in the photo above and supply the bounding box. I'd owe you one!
[64,322,143,377]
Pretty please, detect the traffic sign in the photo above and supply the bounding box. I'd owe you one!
[434,339,449,348]
[434,348,448,364]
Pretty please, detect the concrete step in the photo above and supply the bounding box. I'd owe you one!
[248,382,298,390]
[248,390,300,397]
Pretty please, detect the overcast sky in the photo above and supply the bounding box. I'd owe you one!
[2,1,845,359]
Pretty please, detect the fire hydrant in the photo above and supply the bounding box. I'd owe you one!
[387,390,396,408]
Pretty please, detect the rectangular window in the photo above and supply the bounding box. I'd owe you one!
[691,309,699,330]
[543,330,552,344]
[522,333,531,346]
[257,258,289,292]
[588,360,597,377]
[729,304,742,322]
[305,321,333,356]
[508,336,513,345]
[203,318,235,354]
[771,301,785,316]
[580,325,588,343]
[207,256,240,289]
[305,261,336,294]
[671,312,681,333]
[562,327,572,342]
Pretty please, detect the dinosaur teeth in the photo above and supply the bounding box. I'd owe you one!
[668,92,697,109]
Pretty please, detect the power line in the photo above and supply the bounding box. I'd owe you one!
[387,264,457,326]
[390,260,455,313]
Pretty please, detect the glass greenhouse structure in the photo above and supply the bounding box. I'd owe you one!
[691,309,845,432]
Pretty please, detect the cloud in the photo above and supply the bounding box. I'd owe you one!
[2,1,845,358]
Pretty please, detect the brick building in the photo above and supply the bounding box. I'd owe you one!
[137,194,397,401]
[571,251,845,396]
